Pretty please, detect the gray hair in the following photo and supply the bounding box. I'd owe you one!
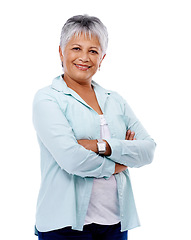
[60,15,108,56]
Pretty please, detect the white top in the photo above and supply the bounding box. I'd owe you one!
[84,115,120,225]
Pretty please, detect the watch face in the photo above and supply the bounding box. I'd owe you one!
[99,142,106,151]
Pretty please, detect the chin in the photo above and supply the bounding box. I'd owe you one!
[74,71,96,80]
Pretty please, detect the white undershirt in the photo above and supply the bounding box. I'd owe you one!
[84,115,120,225]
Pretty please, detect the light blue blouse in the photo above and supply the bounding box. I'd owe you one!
[33,75,156,234]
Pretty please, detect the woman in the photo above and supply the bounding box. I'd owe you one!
[33,15,156,240]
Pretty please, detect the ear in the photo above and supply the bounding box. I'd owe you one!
[59,46,64,62]
[99,54,106,68]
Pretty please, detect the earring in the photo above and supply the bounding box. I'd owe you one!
[98,66,101,71]
[62,62,63,67]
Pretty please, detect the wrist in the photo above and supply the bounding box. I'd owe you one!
[97,139,106,155]
[96,139,111,156]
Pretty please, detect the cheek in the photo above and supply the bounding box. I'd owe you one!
[63,55,75,69]
[92,57,101,67]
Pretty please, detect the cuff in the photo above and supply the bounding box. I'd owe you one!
[104,138,124,165]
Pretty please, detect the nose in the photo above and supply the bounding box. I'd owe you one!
[78,51,90,62]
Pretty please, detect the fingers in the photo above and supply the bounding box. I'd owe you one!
[126,130,131,140]
[129,132,135,140]
[126,130,136,140]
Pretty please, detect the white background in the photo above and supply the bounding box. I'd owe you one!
[0,0,191,239]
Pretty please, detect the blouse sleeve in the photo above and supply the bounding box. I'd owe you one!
[105,98,156,168]
[33,90,115,178]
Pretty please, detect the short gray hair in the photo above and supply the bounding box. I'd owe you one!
[60,15,108,56]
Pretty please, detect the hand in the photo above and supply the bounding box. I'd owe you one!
[114,163,128,174]
[126,130,136,140]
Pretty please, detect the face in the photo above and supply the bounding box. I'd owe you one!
[59,33,105,84]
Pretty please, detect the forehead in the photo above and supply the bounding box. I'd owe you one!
[67,32,101,48]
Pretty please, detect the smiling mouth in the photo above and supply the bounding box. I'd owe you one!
[74,64,91,71]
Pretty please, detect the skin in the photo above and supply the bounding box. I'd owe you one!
[59,33,136,175]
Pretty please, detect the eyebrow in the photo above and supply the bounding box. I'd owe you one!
[72,44,100,50]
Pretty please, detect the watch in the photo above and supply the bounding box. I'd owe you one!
[97,139,106,155]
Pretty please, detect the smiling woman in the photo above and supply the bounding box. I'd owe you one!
[59,33,104,86]
[33,14,156,240]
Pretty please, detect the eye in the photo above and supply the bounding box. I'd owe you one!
[72,47,81,51]
[90,50,98,54]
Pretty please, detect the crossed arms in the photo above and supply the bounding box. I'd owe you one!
[78,130,136,174]
[33,93,156,178]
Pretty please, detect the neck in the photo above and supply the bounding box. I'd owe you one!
[63,74,93,93]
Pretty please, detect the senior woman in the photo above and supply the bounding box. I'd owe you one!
[33,15,156,240]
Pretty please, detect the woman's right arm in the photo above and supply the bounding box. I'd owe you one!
[33,91,115,178]
[106,99,156,168]
[114,130,136,173]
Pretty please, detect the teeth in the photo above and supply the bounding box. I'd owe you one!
[75,64,90,69]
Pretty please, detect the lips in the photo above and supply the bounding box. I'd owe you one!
[74,64,91,71]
